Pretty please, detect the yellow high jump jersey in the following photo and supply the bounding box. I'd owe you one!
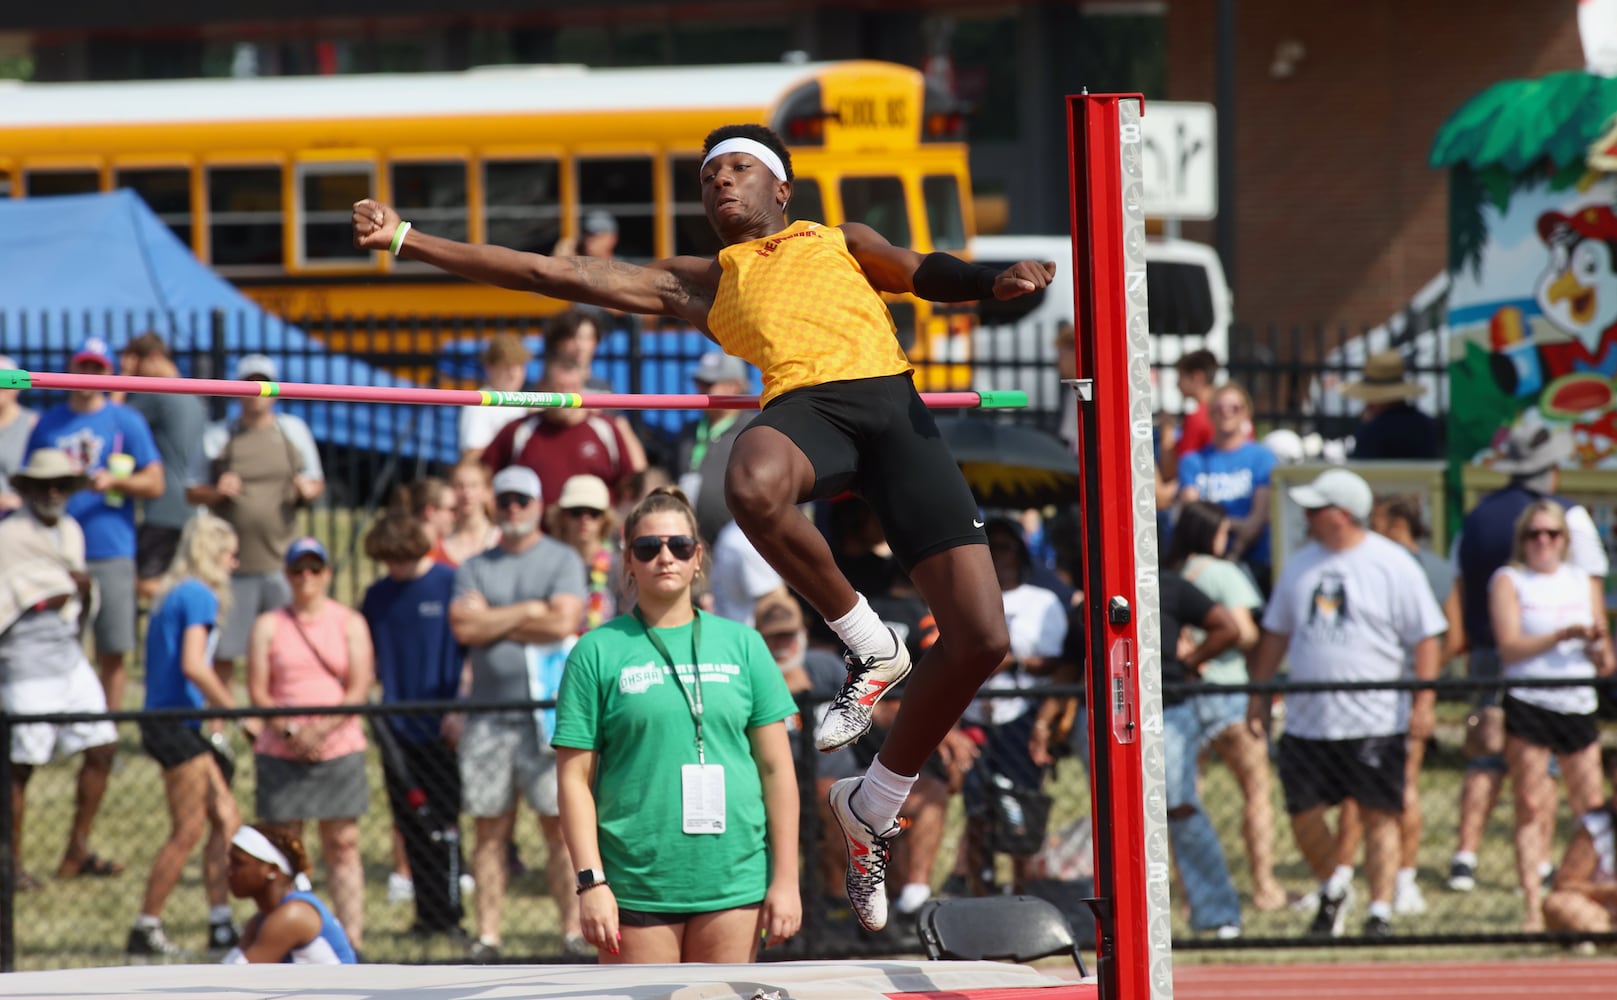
[707,220,912,406]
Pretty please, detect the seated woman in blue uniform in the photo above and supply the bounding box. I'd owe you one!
[221,824,358,964]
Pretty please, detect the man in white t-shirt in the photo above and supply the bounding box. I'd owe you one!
[709,519,786,626]
[458,334,535,462]
[1247,468,1446,940]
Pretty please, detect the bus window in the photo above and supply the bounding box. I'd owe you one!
[923,175,966,252]
[299,165,374,264]
[787,178,824,227]
[577,156,654,262]
[115,167,193,249]
[670,155,722,257]
[24,169,99,197]
[392,161,468,244]
[208,165,283,268]
[484,159,560,254]
[840,176,910,248]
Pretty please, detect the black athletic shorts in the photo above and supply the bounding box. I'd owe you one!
[748,373,986,570]
[1277,733,1406,815]
[136,524,183,581]
[616,902,760,927]
[139,719,212,771]
[1503,695,1600,755]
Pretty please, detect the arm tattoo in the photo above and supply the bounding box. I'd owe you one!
[564,255,644,290]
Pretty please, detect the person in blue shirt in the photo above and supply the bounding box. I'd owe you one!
[1175,382,1277,593]
[223,823,358,965]
[360,510,469,939]
[25,337,164,716]
[127,512,249,962]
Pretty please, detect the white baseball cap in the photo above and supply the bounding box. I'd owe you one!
[235,354,277,381]
[1287,467,1373,523]
[556,474,609,511]
[491,465,542,500]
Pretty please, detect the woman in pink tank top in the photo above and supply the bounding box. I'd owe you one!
[246,536,375,952]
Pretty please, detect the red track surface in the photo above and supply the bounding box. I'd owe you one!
[1172,959,1615,998]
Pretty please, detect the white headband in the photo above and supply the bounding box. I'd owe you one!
[701,138,789,183]
[232,826,313,891]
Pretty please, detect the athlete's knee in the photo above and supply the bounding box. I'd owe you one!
[948,615,1009,669]
[723,454,796,519]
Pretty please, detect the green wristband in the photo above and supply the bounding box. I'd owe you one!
[390,221,413,256]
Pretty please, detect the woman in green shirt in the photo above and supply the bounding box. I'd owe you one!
[554,486,801,963]
[1165,499,1285,912]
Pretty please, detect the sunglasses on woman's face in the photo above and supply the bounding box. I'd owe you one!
[564,507,604,519]
[1525,527,1564,541]
[629,534,698,563]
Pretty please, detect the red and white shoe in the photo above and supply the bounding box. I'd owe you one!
[827,776,907,932]
[814,629,911,752]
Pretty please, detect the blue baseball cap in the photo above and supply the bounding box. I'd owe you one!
[284,536,329,567]
[71,338,114,371]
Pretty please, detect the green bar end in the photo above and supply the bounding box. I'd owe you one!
[0,369,31,391]
[975,389,1028,409]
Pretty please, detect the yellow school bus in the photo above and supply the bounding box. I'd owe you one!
[0,60,976,387]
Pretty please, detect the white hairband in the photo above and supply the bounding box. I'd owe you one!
[701,138,789,184]
[232,826,313,891]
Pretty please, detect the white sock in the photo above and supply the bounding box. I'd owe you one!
[208,905,233,925]
[1582,810,1616,873]
[1539,859,1555,878]
[828,595,891,659]
[1395,867,1417,891]
[851,756,917,831]
[895,883,932,914]
[1452,850,1477,867]
[1367,900,1392,920]
[135,914,162,930]
[1324,864,1354,899]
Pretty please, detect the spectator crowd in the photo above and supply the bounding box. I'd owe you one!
[2,324,1616,964]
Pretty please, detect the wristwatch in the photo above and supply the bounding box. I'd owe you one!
[575,868,609,895]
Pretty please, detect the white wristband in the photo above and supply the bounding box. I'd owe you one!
[390,221,413,256]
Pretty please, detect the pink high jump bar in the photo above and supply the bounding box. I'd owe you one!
[0,369,1028,412]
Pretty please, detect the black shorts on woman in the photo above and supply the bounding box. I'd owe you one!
[1503,695,1600,756]
[746,373,986,569]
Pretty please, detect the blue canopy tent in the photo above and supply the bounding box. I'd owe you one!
[0,189,458,465]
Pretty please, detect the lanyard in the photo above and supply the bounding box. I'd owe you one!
[688,414,737,470]
[633,607,706,764]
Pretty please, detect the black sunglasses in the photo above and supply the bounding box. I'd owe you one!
[563,507,605,519]
[1525,527,1564,541]
[629,534,698,563]
[495,493,535,509]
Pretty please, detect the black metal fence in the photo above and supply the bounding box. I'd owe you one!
[2,676,1613,971]
[3,306,1454,582]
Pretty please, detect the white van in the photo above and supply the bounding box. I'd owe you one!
[969,234,1233,414]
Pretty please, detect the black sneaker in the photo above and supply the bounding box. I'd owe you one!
[1307,885,1353,938]
[467,936,501,963]
[207,919,239,953]
[126,923,187,962]
[1362,914,1393,938]
[1446,859,1477,892]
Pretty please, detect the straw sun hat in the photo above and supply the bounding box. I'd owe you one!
[1340,350,1426,404]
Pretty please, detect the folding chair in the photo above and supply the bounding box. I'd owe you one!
[916,894,1088,977]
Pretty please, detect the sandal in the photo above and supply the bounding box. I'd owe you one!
[16,870,42,892]
[57,852,125,879]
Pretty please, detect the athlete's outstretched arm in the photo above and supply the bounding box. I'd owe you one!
[840,221,1056,302]
[353,198,717,324]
